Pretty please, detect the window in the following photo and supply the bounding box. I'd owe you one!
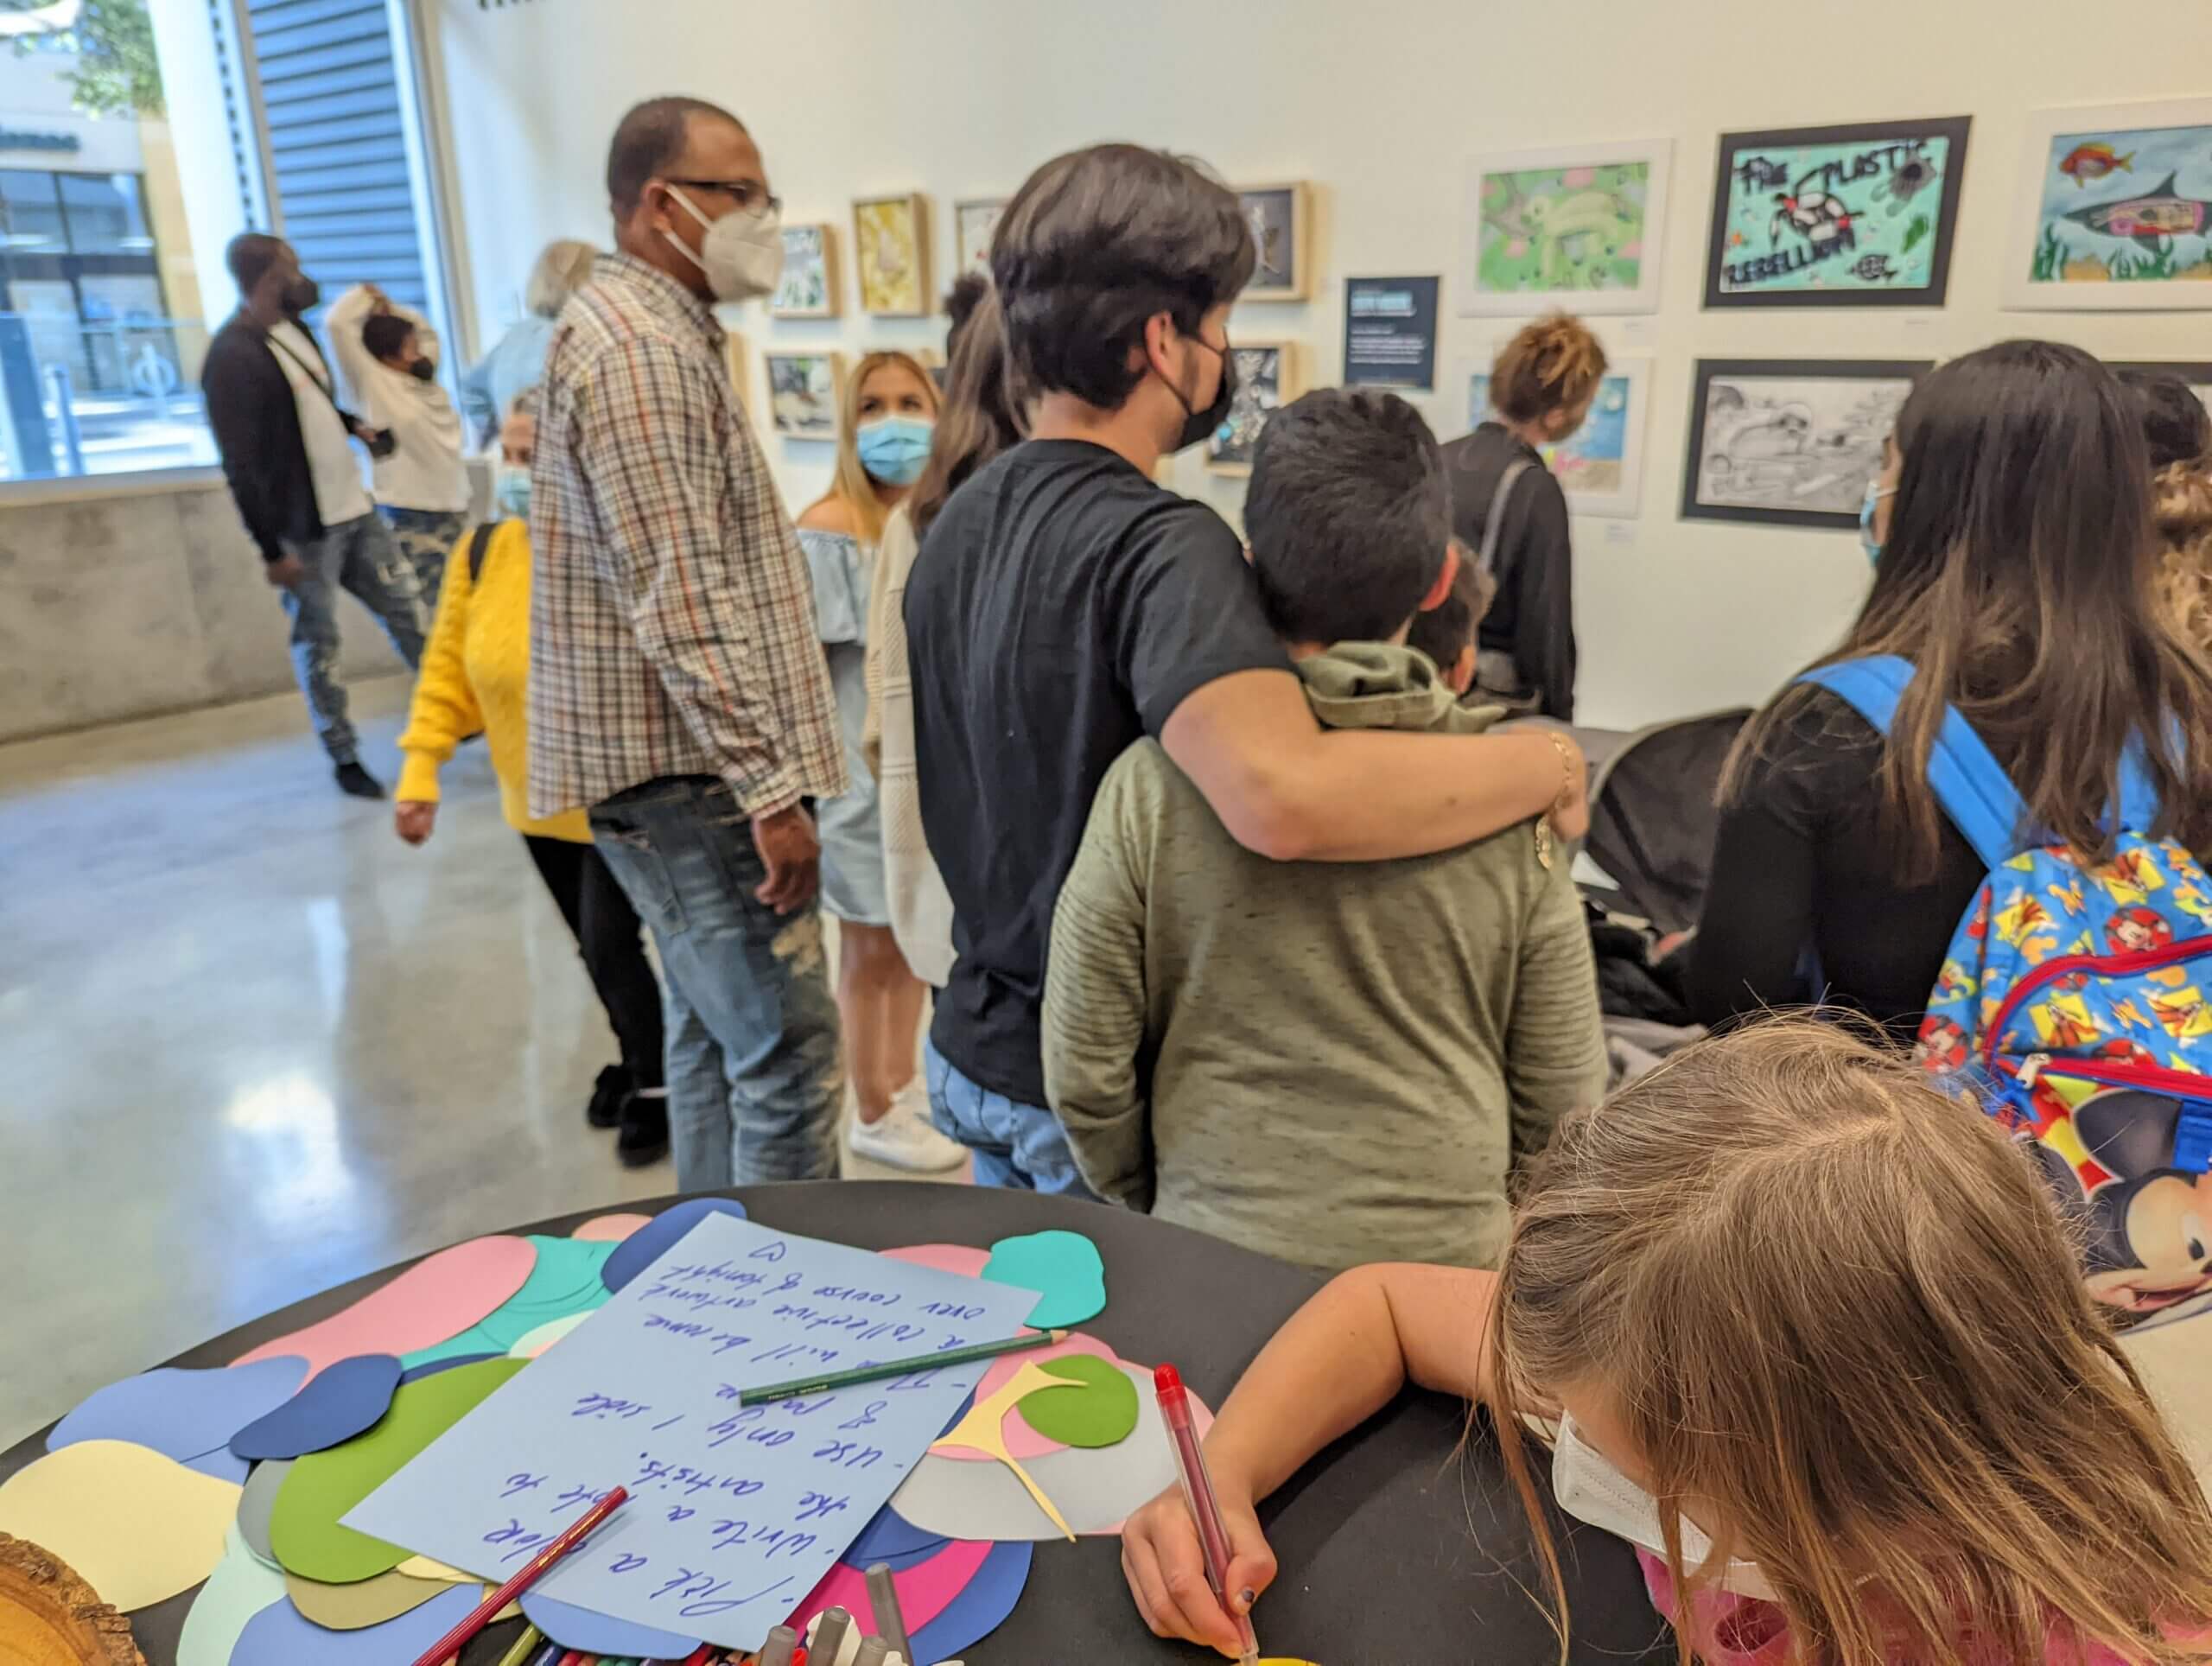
[0,0,452,486]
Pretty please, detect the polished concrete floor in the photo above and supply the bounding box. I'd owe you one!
[0,677,952,1444]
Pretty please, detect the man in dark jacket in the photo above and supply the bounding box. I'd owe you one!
[202,233,425,798]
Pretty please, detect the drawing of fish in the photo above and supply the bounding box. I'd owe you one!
[2059,142,2134,187]
[2064,173,2212,247]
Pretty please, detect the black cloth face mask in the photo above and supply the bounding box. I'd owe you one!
[283,275,321,315]
[1167,331,1236,453]
[407,358,435,382]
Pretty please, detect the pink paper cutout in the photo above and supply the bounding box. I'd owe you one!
[570,1213,653,1242]
[232,1237,537,1380]
[786,1535,993,1639]
[932,1332,1120,1465]
[878,1243,992,1278]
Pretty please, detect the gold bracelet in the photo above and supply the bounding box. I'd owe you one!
[1544,729,1576,816]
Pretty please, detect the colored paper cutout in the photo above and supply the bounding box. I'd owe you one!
[0,1439,240,1612]
[934,1332,1119,1465]
[176,1520,289,1666]
[892,1366,1212,1541]
[343,1214,1039,1655]
[982,1230,1105,1327]
[48,1356,307,1482]
[596,1196,751,1293]
[393,1553,473,1583]
[284,1565,448,1629]
[234,1237,537,1380]
[229,1354,401,1461]
[1015,1353,1140,1447]
[269,1356,528,1583]
[510,1311,592,1358]
[878,1243,993,1278]
[229,1578,480,1663]
[908,1538,1033,1666]
[788,1536,993,1639]
[402,1237,614,1370]
[843,1501,950,1570]
[572,1211,653,1241]
[398,1351,501,1383]
[933,1361,1077,1539]
[236,1457,291,1566]
[518,1591,702,1658]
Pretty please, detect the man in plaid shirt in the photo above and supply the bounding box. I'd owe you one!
[530,96,847,1188]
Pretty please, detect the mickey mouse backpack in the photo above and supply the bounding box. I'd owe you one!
[1806,656,2212,1329]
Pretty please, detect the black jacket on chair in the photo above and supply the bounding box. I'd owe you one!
[201,312,359,565]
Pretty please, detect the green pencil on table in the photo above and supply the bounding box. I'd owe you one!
[741,1326,1066,1404]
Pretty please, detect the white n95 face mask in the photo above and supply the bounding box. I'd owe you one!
[662,186,783,303]
[1551,1412,1780,1603]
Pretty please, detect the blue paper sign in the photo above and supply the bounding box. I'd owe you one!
[343,1214,1040,1651]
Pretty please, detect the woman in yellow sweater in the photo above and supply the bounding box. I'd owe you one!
[392,404,668,1165]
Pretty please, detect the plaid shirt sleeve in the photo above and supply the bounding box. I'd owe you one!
[571,331,809,817]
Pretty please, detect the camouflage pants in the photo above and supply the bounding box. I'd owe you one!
[379,506,471,614]
[281,512,425,764]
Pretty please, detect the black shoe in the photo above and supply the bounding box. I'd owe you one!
[586,1064,632,1129]
[334,761,386,799]
[616,1091,670,1167]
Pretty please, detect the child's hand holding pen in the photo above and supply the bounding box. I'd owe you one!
[1120,1474,1277,1660]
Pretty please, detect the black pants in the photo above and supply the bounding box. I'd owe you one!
[523,834,665,1090]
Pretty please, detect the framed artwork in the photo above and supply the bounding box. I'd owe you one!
[1236,184,1311,302]
[852,193,931,317]
[2010,99,2212,310]
[954,197,1006,281]
[771,223,837,318]
[1704,117,1971,308]
[2107,359,2212,417]
[1681,359,1929,530]
[1205,342,1299,474]
[1459,139,1672,316]
[762,351,845,441]
[1464,353,1653,518]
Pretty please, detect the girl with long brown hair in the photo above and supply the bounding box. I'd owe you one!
[1437,312,1608,718]
[1120,1020,2212,1665]
[1687,340,2212,1038]
[795,348,965,1173]
[2123,369,2212,653]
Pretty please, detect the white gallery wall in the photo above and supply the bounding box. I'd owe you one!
[420,0,2212,731]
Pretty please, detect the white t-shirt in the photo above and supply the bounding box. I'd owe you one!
[321,286,469,512]
[268,320,371,528]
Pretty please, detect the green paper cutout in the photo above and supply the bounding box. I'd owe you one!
[982,1230,1105,1328]
[269,1356,528,1582]
[400,1236,614,1369]
[1014,1355,1139,1448]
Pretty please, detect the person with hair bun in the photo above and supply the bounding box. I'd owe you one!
[2120,370,2212,652]
[1439,312,1607,720]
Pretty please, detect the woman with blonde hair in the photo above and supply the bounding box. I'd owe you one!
[1121,1019,2212,1665]
[1438,312,1607,719]
[797,349,965,1173]
[459,238,600,446]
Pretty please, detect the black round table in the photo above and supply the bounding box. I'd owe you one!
[1,1183,1674,1664]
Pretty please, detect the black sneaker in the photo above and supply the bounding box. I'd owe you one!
[334,761,386,799]
[586,1064,632,1129]
[616,1090,670,1167]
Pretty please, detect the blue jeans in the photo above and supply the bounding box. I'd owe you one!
[590,779,843,1190]
[925,1039,1096,1199]
[281,512,424,762]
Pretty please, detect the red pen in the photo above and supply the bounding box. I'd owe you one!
[1154,1364,1260,1666]
[406,1486,630,1666]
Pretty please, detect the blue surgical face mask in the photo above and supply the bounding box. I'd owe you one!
[495,463,531,521]
[855,415,934,486]
[1859,481,1897,567]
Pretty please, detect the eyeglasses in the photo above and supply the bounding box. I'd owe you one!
[663,178,782,216]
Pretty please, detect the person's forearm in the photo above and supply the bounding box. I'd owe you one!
[1269,728,1567,862]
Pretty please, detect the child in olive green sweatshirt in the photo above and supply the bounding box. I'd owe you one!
[1041,388,1605,1273]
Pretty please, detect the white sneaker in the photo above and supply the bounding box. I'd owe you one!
[847,1083,969,1173]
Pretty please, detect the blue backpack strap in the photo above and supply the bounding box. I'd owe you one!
[1798,657,2027,868]
[2115,731,2162,833]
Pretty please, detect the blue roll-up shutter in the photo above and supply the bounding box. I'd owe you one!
[238,0,432,312]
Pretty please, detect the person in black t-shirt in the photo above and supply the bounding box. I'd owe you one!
[1437,314,1608,721]
[904,143,1593,1194]
[1688,340,2212,1041]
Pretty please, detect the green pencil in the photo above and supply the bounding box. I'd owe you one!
[741,1328,1067,1405]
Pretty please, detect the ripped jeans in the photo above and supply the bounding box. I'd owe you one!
[590,777,844,1191]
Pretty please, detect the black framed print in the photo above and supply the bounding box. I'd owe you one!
[1681,359,1931,530]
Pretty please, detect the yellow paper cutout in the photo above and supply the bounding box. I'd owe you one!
[932,1360,1077,1540]
[394,1552,474,1584]
[283,1565,446,1630]
[0,1438,240,1612]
